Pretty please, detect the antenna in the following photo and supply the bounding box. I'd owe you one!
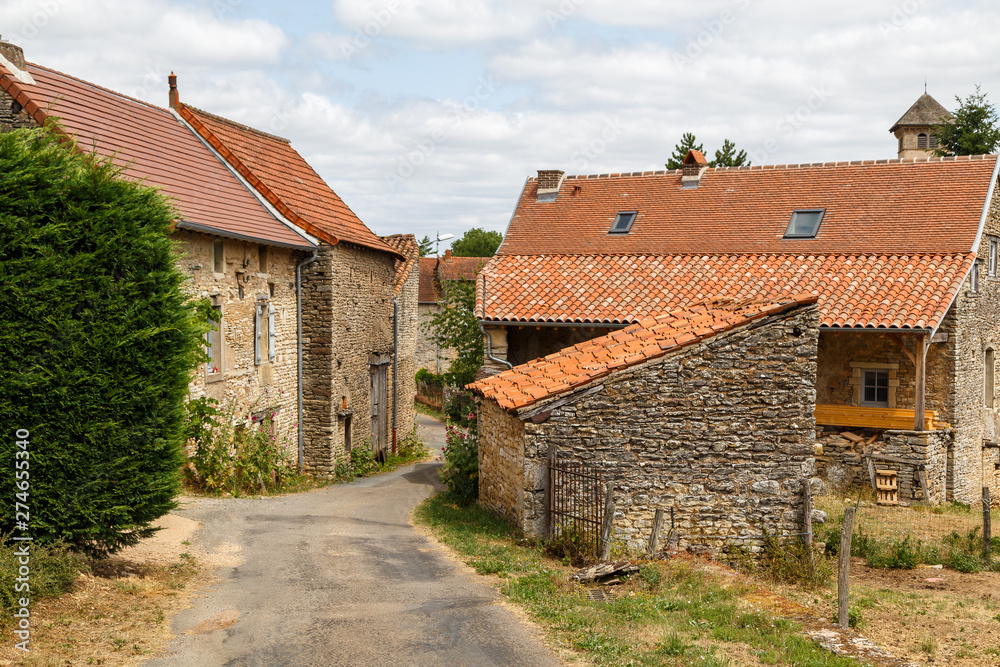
[924,77,927,94]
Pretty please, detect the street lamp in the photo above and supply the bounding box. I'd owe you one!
[435,232,454,257]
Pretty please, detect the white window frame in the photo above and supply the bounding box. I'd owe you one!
[989,238,997,277]
[970,261,981,293]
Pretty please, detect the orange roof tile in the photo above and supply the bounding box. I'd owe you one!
[499,158,998,256]
[381,234,419,296]
[470,296,818,411]
[478,253,973,331]
[2,64,314,249]
[418,256,488,304]
[179,104,400,258]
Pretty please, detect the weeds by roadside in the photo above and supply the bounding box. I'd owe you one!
[334,429,429,481]
[0,538,86,615]
[413,495,859,666]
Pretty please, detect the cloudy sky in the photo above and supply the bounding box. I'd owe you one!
[2,0,997,248]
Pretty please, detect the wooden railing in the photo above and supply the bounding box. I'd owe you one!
[814,404,947,431]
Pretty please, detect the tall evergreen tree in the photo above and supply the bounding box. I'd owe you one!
[711,138,749,167]
[0,127,207,557]
[936,85,1000,156]
[417,235,433,257]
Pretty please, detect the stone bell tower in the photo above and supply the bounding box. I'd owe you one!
[890,92,954,159]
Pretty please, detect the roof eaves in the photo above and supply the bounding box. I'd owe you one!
[177,103,340,248]
[175,220,315,250]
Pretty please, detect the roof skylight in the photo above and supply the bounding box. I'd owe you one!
[610,211,637,234]
[784,209,825,238]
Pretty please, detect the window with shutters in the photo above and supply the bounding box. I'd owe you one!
[255,298,276,365]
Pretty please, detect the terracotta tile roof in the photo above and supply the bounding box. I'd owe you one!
[499,157,998,256]
[478,253,974,331]
[418,256,488,303]
[381,234,419,296]
[179,104,400,258]
[0,64,315,249]
[470,296,818,411]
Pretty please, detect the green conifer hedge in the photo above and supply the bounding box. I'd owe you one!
[0,127,206,557]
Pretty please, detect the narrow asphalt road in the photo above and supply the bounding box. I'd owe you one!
[145,415,562,667]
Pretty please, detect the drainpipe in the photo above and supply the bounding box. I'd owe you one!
[392,297,399,455]
[296,247,320,473]
[479,274,512,371]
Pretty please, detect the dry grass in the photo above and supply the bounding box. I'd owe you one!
[0,555,207,666]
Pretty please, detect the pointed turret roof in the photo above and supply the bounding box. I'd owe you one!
[890,93,954,133]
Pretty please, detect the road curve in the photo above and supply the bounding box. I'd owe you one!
[145,416,563,667]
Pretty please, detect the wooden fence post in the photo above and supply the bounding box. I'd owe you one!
[803,480,813,565]
[838,507,856,629]
[648,508,666,557]
[599,484,615,562]
[984,486,992,560]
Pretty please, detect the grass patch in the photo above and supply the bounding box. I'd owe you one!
[415,401,447,423]
[0,539,86,615]
[414,494,860,666]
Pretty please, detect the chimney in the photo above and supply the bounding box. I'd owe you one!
[680,149,709,189]
[444,249,452,259]
[0,36,26,71]
[168,72,179,109]
[536,169,565,201]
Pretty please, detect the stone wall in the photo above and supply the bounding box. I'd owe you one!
[479,305,819,553]
[417,303,455,373]
[0,48,36,132]
[477,398,527,525]
[300,242,398,474]
[391,259,418,441]
[948,178,1000,504]
[176,230,304,439]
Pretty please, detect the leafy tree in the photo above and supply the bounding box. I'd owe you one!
[665,132,704,170]
[425,280,482,386]
[666,133,750,169]
[450,227,503,257]
[936,85,1000,157]
[417,235,433,257]
[0,127,207,558]
[711,138,749,167]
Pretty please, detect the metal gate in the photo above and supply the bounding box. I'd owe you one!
[547,455,604,555]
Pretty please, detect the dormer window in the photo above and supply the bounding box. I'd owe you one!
[610,211,637,234]
[784,209,825,238]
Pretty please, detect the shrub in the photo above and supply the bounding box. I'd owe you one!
[733,532,832,588]
[0,537,87,614]
[545,524,598,567]
[0,127,206,558]
[185,390,298,495]
[441,418,478,505]
[443,389,476,428]
[415,368,445,386]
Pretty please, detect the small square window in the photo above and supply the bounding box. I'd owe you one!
[862,370,889,407]
[610,211,637,234]
[784,209,825,238]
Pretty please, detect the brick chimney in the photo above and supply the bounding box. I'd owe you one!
[168,72,179,109]
[444,249,452,259]
[680,149,709,189]
[0,37,26,71]
[536,169,565,201]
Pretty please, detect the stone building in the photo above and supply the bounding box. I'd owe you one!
[469,297,820,552]
[416,251,488,372]
[478,149,1000,506]
[890,92,954,159]
[174,93,417,469]
[0,41,417,473]
[0,45,316,442]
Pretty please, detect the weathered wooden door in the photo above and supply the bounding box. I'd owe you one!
[370,361,388,458]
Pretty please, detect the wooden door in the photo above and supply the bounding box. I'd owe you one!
[370,363,388,458]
